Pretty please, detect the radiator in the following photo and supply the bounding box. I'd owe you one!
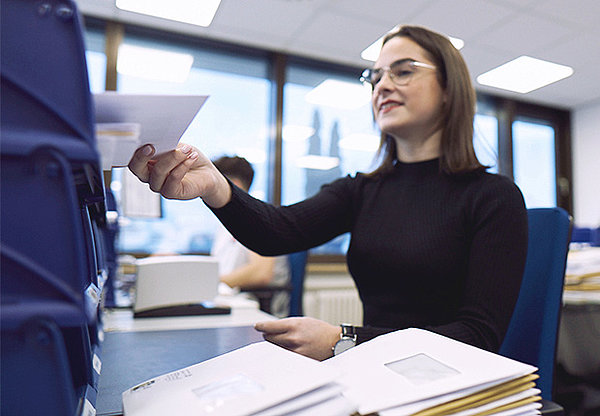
[304,288,363,326]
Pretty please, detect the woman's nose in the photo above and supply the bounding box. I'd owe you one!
[373,70,394,95]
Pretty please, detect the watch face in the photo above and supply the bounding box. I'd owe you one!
[333,338,356,356]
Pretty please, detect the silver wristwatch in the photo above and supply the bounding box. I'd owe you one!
[332,324,357,356]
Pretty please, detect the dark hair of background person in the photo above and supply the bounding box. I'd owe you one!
[368,25,487,178]
[212,155,255,190]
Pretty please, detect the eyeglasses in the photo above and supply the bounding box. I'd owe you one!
[360,59,436,90]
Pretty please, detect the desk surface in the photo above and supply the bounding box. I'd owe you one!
[96,325,264,416]
[97,300,275,416]
[102,306,274,333]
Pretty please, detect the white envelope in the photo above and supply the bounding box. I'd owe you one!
[94,93,208,157]
[122,342,343,416]
[323,328,537,415]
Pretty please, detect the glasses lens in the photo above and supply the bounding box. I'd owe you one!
[390,61,415,86]
[361,68,380,89]
[360,69,371,85]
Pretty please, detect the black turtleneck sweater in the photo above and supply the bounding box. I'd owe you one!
[211,159,528,352]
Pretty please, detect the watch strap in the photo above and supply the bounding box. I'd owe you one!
[340,323,357,340]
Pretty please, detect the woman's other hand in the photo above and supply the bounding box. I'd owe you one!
[254,317,341,361]
[127,143,231,207]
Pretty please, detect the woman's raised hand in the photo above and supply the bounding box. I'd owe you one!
[127,143,232,207]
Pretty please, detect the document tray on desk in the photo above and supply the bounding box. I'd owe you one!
[133,302,231,318]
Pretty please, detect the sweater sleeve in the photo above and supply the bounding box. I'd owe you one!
[209,176,357,256]
[356,175,528,352]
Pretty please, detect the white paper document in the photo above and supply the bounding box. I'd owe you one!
[122,328,539,416]
[94,93,208,167]
[323,328,538,415]
[122,341,353,416]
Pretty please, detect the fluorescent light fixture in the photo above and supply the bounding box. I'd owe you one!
[117,44,193,83]
[116,0,221,27]
[361,27,464,62]
[295,155,340,170]
[476,56,574,94]
[339,133,381,152]
[237,148,266,164]
[282,125,315,142]
[305,80,371,110]
[449,37,465,50]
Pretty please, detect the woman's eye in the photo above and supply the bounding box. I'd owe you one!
[394,69,413,77]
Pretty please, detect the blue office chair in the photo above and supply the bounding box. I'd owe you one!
[499,207,571,401]
[241,251,308,317]
[571,227,592,244]
[288,250,309,317]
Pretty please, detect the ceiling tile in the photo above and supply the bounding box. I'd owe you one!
[74,0,600,108]
[528,0,600,29]
[476,13,574,55]
[406,0,517,40]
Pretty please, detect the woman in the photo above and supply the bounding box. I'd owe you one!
[128,25,528,361]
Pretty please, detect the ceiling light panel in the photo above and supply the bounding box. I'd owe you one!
[305,80,371,110]
[476,56,574,94]
[117,44,193,83]
[116,0,222,27]
[295,155,340,170]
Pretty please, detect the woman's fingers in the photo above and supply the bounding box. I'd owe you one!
[161,152,200,199]
[128,144,155,182]
[146,147,191,194]
[254,318,298,335]
[262,332,299,350]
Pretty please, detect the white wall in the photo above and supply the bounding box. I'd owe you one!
[572,101,600,227]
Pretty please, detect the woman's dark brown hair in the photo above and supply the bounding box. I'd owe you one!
[368,25,485,177]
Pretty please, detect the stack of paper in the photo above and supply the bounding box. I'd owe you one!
[122,342,358,416]
[324,329,541,416]
[95,122,141,170]
[122,329,541,416]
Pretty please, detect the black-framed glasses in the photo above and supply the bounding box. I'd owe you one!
[360,59,436,90]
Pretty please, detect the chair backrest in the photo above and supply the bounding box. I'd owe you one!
[288,251,309,316]
[499,207,571,400]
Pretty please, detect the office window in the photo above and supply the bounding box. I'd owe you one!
[473,114,499,173]
[84,20,572,259]
[83,27,106,93]
[282,63,379,254]
[112,32,271,254]
[512,120,557,207]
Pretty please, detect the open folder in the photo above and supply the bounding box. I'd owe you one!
[121,329,541,416]
[94,93,208,169]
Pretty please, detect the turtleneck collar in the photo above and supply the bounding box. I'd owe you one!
[393,158,440,178]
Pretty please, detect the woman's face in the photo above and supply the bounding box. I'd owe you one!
[371,37,445,142]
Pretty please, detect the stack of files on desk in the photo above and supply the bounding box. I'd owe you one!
[122,328,541,416]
